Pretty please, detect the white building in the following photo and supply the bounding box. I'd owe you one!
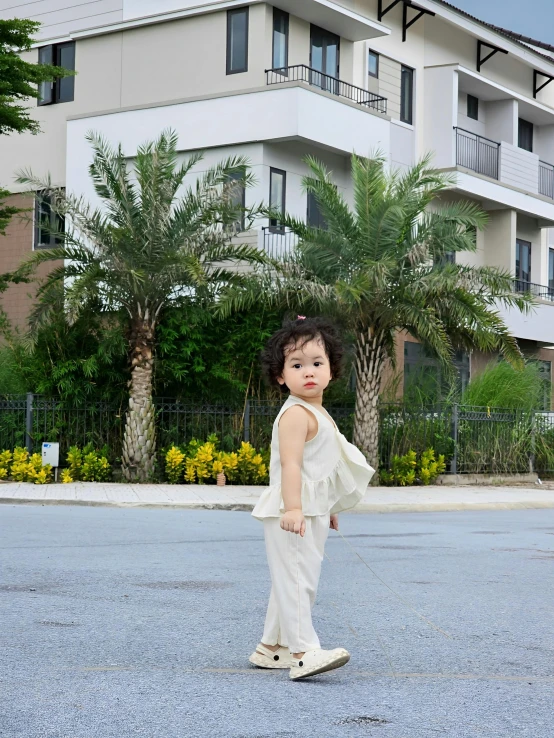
[2,0,554,401]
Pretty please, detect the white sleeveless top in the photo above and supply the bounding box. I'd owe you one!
[252,394,375,520]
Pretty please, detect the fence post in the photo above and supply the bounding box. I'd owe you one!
[450,403,458,475]
[243,399,250,443]
[25,392,34,454]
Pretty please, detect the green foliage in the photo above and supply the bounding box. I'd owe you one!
[0,446,52,484]
[0,186,23,234]
[61,444,111,482]
[380,448,445,486]
[0,19,74,136]
[461,360,548,412]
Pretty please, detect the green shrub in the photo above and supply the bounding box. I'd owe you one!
[380,448,445,486]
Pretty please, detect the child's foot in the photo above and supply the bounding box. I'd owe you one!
[249,643,294,669]
[289,648,350,680]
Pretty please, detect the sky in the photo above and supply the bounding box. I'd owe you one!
[447,0,554,45]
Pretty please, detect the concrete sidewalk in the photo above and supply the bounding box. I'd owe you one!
[1,480,554,512]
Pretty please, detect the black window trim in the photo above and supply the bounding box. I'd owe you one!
[368,48,379,78]
[272,7,289,74]
[516,237,532,282]
[34,192,64,250]
[518,117,534,153]
[38,41,75,106]
[467,93,479,121]
[269,167,286,233]
[226,6,249,75]
[400,64,414,125]
[549,247,554,290]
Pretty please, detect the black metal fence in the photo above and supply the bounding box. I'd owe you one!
[262,227,298,259]
[2,395,554,476]
[265,65,388,114]
[455,127,500,180]
[513,278,554,302]
[539,160,554,199]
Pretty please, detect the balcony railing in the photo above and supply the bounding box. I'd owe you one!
[513,279,554,302]
[539,160,554,199]
[262,226,298,259]
[265,65,388,115]
[455,127,500,180]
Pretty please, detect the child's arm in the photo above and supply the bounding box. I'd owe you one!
[278,406,309,537]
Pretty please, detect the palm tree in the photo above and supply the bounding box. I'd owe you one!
[14,128,266,481]
[218,154,532,471]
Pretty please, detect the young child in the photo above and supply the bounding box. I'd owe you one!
[249,317,375,680]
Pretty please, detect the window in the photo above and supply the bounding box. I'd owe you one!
[272,8,289,71]
[226,7,249,75]
[549,248,554,295]
[34,193,64,249]
[467,94,479,121]
[515,238,532,286]
[226,170,246,233]
[403,342,469,403]
[400,65,413,125]
[434,251,455,267]
[38,42,75,105]
[368,50,379,78]
[518,118,533,152]
[307,191,327,230]
[269,168,286,231]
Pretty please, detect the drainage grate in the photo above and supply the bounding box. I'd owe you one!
[38,620,80,627]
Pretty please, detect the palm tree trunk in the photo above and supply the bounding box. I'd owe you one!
[353,327,385,473]
[122,315,156,482]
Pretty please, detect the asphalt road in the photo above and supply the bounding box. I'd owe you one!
[1,505,553,738]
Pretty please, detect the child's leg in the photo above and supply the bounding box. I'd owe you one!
[262,514,330,655]
[261,587,288,648]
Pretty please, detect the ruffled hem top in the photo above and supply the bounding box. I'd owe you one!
[252,395,374,520]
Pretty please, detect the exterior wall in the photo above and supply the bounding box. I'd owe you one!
[500,143,539,194]
[0,0,123,40]
[482,209,516,272]
[377,54,401,120]
[485,100,517,146]
[0,194,61,329]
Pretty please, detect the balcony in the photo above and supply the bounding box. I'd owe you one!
[539,161,554,200]
[513,279,554,303]
[455,127,500,180]
[266,65,387,116]
[262,227,298,259]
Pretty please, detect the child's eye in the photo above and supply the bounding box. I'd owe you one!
[314,362,322,367]
[293,364,301,369]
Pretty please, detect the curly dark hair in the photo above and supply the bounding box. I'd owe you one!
[261,317,344,393]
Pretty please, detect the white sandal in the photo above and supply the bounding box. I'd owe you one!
[249,643,294,669]
[289,647,350,680]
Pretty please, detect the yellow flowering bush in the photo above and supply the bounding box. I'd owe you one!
[7,448,52,484]
[163,437,268,485]
[61,445,111,483]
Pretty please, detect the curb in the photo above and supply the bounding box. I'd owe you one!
[2,497,554,513]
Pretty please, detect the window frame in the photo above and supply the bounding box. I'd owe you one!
[38,41,75,106]
[467,94,479,121]
[518,117,534,152]
[34,192,64,250]
[226,6,249,75]
[400,65,414,125]
[367,49,379,78]
[269,167,286,233]
[549,248,554,293]
[272,7,289,73]
[515,238,532,284]
[226,170,246,234]
[307,190,327,230]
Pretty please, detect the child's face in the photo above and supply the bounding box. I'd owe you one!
[277,337,332,400]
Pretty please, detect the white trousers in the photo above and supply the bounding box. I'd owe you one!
[261,513,330,653]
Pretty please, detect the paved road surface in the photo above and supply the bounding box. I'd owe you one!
[1,505,553,737]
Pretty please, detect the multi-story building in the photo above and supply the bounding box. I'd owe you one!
[2,0,554,403]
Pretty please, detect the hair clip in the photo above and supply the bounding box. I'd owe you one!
[297,315,306,320]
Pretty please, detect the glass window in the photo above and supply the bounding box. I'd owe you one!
[307,191,327,230]
[226,171,246,233]
[368,50,379,78]
[518,118,533,152]
[515,239,532,285]
[34,193,64,250]
[403,341,469,403]
[272,8,289,71]
[269,168,286,231]
[38,42,75,105]
[400,65,413,125]
[549,249,554,295]
[227,8,249,75]
[467,94,479,120]
[434,251,455,267]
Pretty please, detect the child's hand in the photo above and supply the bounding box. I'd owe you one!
[281,509,306,537]
[330,514,339,531]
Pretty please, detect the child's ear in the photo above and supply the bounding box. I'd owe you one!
[277,375,285,385]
